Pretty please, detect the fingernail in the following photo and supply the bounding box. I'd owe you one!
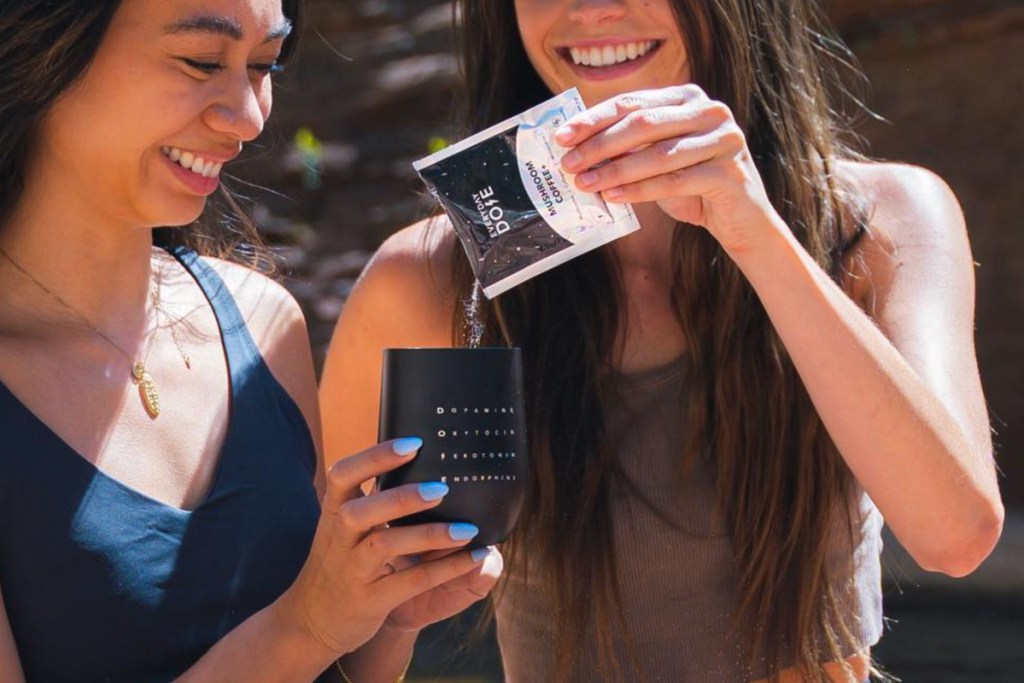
[554,125,573,142]
[603,187,624,200]
[392,438,423,456]
[561,150,582,170]
[578,170,599,187]
[418,482,449,501]
[448,523,480,541]
[471,546,491,563]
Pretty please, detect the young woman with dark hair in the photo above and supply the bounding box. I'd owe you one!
[321,1,1003,681]
[0,1,500,681]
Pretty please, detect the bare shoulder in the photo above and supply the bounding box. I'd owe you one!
[837,160,967,251]
[350,214,461,341]
[836,160,975,317]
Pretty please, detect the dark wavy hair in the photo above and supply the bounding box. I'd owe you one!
[0,0,304,265]
[449,1,877,681]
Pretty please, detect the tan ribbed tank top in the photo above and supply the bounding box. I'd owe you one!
[495,358,883,682]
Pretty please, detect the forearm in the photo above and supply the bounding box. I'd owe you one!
[728,220,1002,574]
[335,624,417,683]
[174,601,338,683]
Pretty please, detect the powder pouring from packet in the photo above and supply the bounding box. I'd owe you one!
[414,88,641,299]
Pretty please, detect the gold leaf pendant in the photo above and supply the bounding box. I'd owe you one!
[132,362,161,418]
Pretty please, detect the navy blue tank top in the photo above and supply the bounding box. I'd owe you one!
[0,248,324,682]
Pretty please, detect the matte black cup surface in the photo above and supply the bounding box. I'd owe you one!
[378,348,528,547]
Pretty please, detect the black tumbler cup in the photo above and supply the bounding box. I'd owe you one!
[378,348,528,547]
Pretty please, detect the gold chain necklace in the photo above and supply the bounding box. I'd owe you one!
[0,245,188,418]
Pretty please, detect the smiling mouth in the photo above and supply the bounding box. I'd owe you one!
[160,146,224,179]
[560,40,663,68]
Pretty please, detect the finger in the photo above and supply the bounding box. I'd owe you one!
[380,546,495,604]
[417,547,463,562]
[337,481,450,535]
[323,438,423,513]
[414,566,494,605]
[561,99,733,175]
[573,130,724,194]
[351,523,480,580]
[554,84,707,147]
[602,161,741,204]
[433,546,504,599]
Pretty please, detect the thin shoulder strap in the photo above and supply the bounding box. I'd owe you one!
[166,246,262,383]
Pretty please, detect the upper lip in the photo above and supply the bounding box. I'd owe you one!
[162,145,241,163]
[556,37,662,49]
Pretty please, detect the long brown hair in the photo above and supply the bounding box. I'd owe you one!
[448,1,876,680]
[0,0,305,265]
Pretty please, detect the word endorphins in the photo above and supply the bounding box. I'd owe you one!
[442,474,519,484]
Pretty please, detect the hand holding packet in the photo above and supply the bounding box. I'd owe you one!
[413,88,641,299]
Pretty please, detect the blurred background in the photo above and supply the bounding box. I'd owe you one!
[237,0,1023,680]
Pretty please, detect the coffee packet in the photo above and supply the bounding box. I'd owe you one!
[414,88,640,299]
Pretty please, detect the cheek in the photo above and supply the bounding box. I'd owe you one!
[259,82,274,120]
[513,0,550,61]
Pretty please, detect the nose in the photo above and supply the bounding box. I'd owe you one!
[568,0,628,24]
[202,74,270,143]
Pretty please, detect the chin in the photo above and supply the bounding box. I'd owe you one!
[151,197,210,228]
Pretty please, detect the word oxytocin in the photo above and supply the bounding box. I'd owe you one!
[436,429,516,438]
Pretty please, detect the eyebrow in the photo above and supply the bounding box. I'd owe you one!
[162,15,293,43]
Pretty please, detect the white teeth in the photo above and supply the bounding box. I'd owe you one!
[161,146,224,178]
[569,41,657,68]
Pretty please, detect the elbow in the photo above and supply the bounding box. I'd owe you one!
[915,499,1005,578]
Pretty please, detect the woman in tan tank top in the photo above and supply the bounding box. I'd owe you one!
[320,1,1003,680]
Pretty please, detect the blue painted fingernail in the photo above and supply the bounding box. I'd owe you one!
[418,482,449,501]
[562,150,582,169]
[392,438,423,456]
[448,523,479,541]
[471,547,490,563]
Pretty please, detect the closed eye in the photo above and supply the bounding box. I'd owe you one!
[182,58,222,74]
[180,58,284,76]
